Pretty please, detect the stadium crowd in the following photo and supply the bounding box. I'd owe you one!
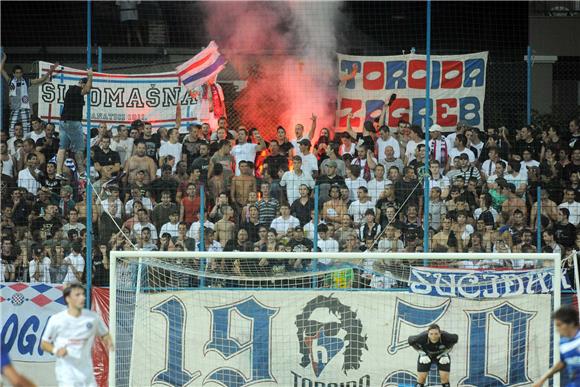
[1,61,580,286]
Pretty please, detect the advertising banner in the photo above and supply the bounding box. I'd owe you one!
[128,290,550,386]
[37,62,204,129]
[337,52,488,131]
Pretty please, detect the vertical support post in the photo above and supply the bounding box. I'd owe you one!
[199,185,206,288]
[85,0,93,309]
[109,251,117,387]
[422,0,432,255]
[0,48,3,130]
[554,252,562,387]
[312,185,319,288]
[527,45,532,125]
[97,46,103,73]
[537,186,542,253]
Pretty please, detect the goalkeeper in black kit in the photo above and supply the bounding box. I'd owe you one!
[408,324,458,387]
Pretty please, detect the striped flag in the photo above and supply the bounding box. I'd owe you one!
[176,41,227,90]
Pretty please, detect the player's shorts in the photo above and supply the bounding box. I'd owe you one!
[59,121,84,152]
[417,355,451,373]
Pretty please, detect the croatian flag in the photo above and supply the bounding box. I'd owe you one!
[176,41,227,90]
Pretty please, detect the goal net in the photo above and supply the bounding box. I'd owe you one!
[109,251,561,387]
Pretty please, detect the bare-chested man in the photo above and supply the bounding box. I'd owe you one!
[214,205,236,246]
[230,160,256,210]
[124,140,156,185]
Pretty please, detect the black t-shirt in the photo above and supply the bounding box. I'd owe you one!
[93,147,121,167]
[288,237,313,253]
[30,216,62,239]
[554,222,577,248]
[61,85,85,121]
[290,198,314,226]
[140,134,161,162]
[148,177,179,202]
[408,331,458,357]
[43,176,61,199]
[183,138,207,167]
[191,156,209,182]
[264,154,289,178]
[240,221,261,243]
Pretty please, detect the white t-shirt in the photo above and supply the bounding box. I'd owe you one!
[318,238,339,253]
[63,253,85,284]
[301,153,319,178]
[405,140,420,163]
[345,177,367,201]
[187,220,215,241]
[160,222,179,238]
[480,159,507,177]
[376,136,401,161]
[231,142,258,175]
[1,156,14,177]
[159,142,183,172]
[29,257,52,283]
[42,309,108,387]
[448,147,476,163]
[280,171,315,204]
[132,222,158,242]
[348,200,375,224]
[367,178,392,204]
[291,135,310,157]
[100,198,123,219]
[270,216,300,236]
[559,201,580,226]
[125,196,153,215]
[18,168,42,195]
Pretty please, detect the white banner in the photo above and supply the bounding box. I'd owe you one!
[1,283,67,386]
[37,62,205,129]
[127,290,550,386]
[336,52,488,132]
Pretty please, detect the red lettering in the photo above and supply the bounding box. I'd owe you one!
[338,98,362,127]
[388,99,410,127]
[408,60,426,89]
[441,61,463,89]
[363,61,385,90]
[436,98,458,127]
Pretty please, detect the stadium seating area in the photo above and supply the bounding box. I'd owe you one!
[2,101,580,285]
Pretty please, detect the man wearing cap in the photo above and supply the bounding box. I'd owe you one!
[29,246,51,283]
[56,68,93,180]
[429,124,448,166]
[317,160,346,187]
[298,138,318,179]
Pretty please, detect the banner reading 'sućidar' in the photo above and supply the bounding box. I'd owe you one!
[337,51,488,132]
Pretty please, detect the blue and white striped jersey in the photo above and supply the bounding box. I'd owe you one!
[561,329,580,387]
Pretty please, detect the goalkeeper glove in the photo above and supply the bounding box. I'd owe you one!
[418,351,431,364]
[438,354,450,365]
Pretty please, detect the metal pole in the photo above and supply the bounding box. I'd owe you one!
[312,185,319,287]
[97,46,102,73]
[554,251,562,387]
[527,45,532,125]
[85,0,93,308]
[422,0,432,254]
[199,185,206,288]
[537,186,542,253]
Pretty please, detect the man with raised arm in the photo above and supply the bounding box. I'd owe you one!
[408,324,458,387]
[1,52,58,136]
[55,69,93,180]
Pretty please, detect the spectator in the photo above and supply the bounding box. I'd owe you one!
[290,184,314,226]
[231,160,257,211]
[359,209,381,241]
[428,124,448,166]
[280,156,315,205]
[231,127,266,176]
[62,242,84,284]
[554,208,577,248]
[138,227,158,251]
[17,153,42,195]
[149,165,179,202]
[559,188,580,226]
[270,204,300,236]
[132,208,158,242]
[152,191,179,230]
[93,135,121,180]
[214,206,236,246]
[256,182,279,227]
[55,69,92,180]
[348,186,374,227]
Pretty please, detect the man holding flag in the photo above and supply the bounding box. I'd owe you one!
[176,41,227,131]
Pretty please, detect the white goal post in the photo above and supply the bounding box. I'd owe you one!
[109,251,562,387]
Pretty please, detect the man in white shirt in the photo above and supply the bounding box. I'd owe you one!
[480,147,506,179]
[504,160,527,197]
[17,153,42,195]
[159,211,180,238]
[158,128,183,172]
[124,186,153,215]
[280,155,315,204]
[317,223,339,260]
[291,114,317,157]
[520,148,540,175]
[297,139,318,178]
[62,208,87,234]
[559,188,580,226]
[29,246,52,283]
[41,284,113,387]
[7,122,24,155]
[367,164,392,204]
[376,125,401,162]
[62,243,85,285]
[348,186,375,226]
[428,161,450,199]
[270,204,300,236]
[447,133,475,169]
[132,208,159,242]
[230,127,266,175]
[27,117,46,144]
